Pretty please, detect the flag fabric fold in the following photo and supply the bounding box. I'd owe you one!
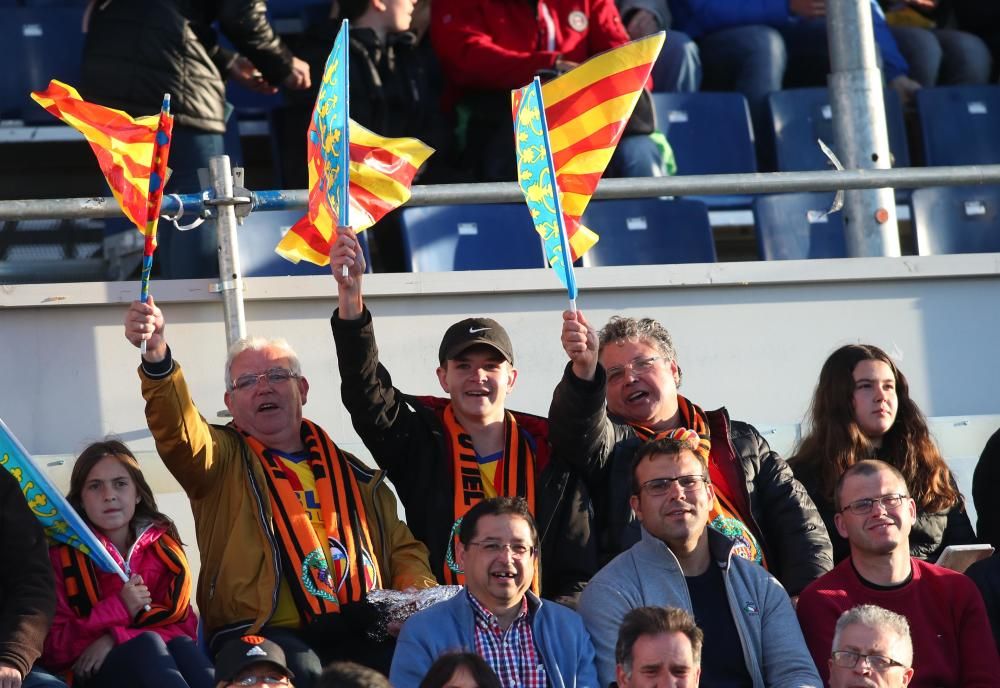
[512,33,665,264]
[277,20,433,266]
[31,80,174,245]
[0,418,126,579]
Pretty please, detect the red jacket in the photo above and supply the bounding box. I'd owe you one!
[42,522,198,672]
[431,0,631,108]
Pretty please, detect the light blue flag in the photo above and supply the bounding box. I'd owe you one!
[513,77,578,303]
[0,417,126,579]
[312,18,351,229]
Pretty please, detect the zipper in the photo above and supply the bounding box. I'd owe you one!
[242,441,282,622]
[721,549,763,687]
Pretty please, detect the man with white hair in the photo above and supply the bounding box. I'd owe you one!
[828,605,913,688]
[124,298,436,688]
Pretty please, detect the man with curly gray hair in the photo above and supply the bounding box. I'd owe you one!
[828,605,913,688]
[550,309,833,597]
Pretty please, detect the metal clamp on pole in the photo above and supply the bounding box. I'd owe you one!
[208,155,248,348]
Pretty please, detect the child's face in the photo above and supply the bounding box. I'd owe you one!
[81,455,139,540]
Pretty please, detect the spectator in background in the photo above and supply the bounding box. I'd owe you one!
[552,312,833,596]
[615,606,703,688]
[418,653,501,688]
[430,0,680,182]
[965,553,1000,653]
[0,467,58,688]
[828,605,914,688]
[81,0,312,280]
[880,1,992,89]
[952,1,1000,80]
[214,636,295,688]
[617,1,702,92]
[797,459,1000,687]
[790,344,977,563]
[972,426,1000,547]
[317,661,391,688]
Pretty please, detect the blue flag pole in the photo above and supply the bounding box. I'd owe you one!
[338,18,351,278]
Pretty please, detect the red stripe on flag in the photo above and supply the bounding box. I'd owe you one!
[558,170,605,197]
[552,121,628,169]
[92,145,149,223]
[348,181,395,219]
[288,216,333,258]
[348,143,419,184]
[545,64,651,130]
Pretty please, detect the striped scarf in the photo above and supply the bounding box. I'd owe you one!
[630,395,767,566]
[441,404,537,588]
[57,532,191,626]
[242,420,380,621]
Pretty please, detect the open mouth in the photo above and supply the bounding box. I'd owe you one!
[491,571,516,580]
[257,402,279,412]
[626,390,648,402]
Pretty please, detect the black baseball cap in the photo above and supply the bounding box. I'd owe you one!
[438,317,514,365]
[215,635,294,683]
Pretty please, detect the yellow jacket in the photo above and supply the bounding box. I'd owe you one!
[140,360,436,640]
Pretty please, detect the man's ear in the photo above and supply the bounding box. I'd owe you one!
[834,512,849,539]
[436,366,449,394]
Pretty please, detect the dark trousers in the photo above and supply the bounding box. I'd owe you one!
[82,633,214,688]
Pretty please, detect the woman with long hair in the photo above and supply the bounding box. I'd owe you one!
[40,440,213,688]
[789,344,976,562]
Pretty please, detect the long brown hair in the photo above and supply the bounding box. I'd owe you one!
[67,439,181,543]
[790,344,959,512]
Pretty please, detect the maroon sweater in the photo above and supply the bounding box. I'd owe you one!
[797,557,1000,687]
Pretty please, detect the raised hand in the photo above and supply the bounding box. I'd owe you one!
[124,296,167,362]
[562,309,599,381]
[331,226,366,320]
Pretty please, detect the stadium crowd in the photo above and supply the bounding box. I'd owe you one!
[2,222,1000,688]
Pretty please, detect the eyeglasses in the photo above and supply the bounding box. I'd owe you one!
[230,367,299,392]
[840,493,908,516]
[230,674,291,687]
[606,356,662,385]
[638,474,709,496]
[467,541,536,558]
[831,650,907,672]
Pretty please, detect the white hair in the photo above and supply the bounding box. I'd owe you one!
[224,336,302,390]
[832,605,913,666]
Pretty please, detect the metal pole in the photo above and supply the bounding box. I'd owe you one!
[208,155,247,348]
[827,0,900,257]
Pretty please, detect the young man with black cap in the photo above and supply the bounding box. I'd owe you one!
[214,636,294,688]
[329,227,595,604]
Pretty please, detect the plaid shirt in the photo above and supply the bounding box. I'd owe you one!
[468,590,548,688]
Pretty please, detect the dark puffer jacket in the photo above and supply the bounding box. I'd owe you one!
[81,0,296,133]
[792,458,978,563]
[548,363,833,596]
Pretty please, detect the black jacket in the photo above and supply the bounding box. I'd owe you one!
[793,458,978,563]
[973,427,1000,548]
[0,467,55,677]
[966,554,1000,652]
[331,308,597,605]
[548,363,833,596]
[81,0,296,133]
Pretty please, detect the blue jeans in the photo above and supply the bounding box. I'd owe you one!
[889,26,992,86]
[85,633,214,688]
[608,134,665,178]
[651,30,702,93]
[22,668,68,688]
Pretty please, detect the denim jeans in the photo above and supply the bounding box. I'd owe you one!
[22,668,68,688]
[651,30,702,93]
[889,26,992,86]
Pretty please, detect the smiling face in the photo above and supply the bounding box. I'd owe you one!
[829,623,914,688]
[630,450,713,553]
[852,359,898,444]
[224,347,309,452]
[80,454,140,545]
[456,513,535,617]
[436,344,517,425]
[834,468,915,557]
[600,338,680,430]
[618,631,701,688]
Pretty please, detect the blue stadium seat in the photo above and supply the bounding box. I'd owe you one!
[237,209,371,276]
[651,92,757,209]
[399,204,544,272]
[14,8,87,123]
[767,88,910,171]
[753,193,848,260]
[580,198,716,266]
[911,185,1000,255]
[916,86,1000,166]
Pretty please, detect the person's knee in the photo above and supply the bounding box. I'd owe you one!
[937,30,993,84]
[653,30,702,92]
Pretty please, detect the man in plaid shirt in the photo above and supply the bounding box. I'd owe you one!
[390,498,599,688]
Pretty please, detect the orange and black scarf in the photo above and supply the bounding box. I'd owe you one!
[442,403,536,586]
[57,533,191,626]
[631,395,767,567]
[242,420,380,621]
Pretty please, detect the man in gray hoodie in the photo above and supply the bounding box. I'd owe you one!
[578,436,820,688]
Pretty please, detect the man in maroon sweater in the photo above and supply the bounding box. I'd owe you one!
[797,459,999,687]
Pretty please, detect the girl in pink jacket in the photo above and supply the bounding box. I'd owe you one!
[40,440,213,688]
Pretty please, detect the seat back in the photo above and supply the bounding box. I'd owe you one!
[916,86,1000,166]
[911,185,1000,255]
[580,198,716,266]
[753,193,848,260]
[767,88,910,171]
[237,209,371,276]
[399,204,544,271]
[651,92,757,175]
[14,7,87,123]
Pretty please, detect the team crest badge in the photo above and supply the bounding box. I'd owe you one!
[568,10,588,32]
[328,536,351,591]
[362,549,378,589]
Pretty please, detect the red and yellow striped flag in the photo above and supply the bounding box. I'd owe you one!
[277,119,433,266]
[532,33,664,261]
[30,80,171,242]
